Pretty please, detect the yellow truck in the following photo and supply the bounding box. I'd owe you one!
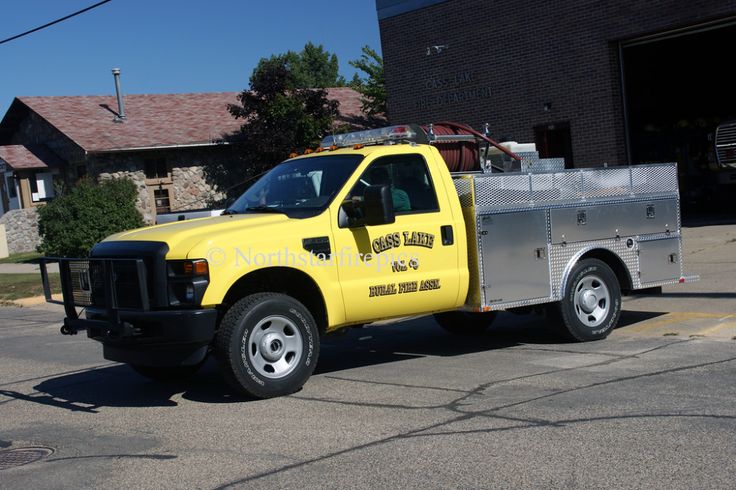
[41,124,695,398]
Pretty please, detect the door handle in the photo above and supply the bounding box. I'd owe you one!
[441,225,454,245]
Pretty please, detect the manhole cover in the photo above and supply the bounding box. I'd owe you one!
[0,446,55,471]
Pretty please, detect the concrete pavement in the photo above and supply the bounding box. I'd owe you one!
[0,222,734,488]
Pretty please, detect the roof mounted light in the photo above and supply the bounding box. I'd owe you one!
[321,125,418,149]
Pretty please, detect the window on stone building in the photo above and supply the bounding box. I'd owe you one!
[145,158,168,179]
[29,174,38,194]
[154,188,171,214]
[6,176,16,199]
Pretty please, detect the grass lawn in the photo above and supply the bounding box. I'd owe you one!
[0,273,60,301]
[0,252,43,264]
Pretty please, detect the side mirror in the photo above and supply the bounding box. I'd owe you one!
[363,184,395,226]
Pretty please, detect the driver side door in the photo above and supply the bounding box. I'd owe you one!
[331,153,461,323]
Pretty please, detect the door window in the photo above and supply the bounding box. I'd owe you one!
[347,154,439,214]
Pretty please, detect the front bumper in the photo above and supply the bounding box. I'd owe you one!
[41,252,218,367]
[81,307,218,366]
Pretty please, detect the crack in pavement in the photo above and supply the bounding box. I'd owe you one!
[322,375,472,394]
[214,340,735,488]
[292,340,691,411]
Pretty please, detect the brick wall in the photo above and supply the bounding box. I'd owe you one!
[379,0,736,166]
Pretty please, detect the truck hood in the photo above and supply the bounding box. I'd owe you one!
[105,213,289,258]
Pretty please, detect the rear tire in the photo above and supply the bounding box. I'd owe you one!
[433,311,497,335]
[214,293,319,399]
[549,258,621,341]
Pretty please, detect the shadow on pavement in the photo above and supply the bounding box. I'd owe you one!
[5,310,665,411]
[641,292,736,299]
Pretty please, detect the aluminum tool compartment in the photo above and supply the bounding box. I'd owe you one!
[454,163,694,311]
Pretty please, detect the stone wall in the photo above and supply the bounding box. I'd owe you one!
[91,147,228,224]
[0,208,40,254]
[171,165,223,211]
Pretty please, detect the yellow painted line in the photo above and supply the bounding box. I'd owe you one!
[623,311,727,334]
[694,322,736,337]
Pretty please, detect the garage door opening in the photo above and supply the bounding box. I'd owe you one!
[621,20,736,210]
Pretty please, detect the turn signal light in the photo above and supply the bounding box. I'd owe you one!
[183,259,209,276]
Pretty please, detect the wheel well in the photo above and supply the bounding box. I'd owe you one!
[222,267,328,333]
[579,248,633,292]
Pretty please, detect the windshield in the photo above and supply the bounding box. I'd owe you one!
[226,154,364,218]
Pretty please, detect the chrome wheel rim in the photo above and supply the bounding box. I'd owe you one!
[247,315,303,379]
[573,274,610,328]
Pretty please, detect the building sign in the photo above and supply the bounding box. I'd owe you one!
[416,69,491,110]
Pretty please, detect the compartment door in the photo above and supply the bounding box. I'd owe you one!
[480,211,550,305]
[638,237,682,283]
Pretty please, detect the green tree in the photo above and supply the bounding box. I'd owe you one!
[349,45,387,119]
[253,42,345,89]
[221,52,339,196]
[38,178,144,257]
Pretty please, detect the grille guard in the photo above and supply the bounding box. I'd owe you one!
[40,257,150,334]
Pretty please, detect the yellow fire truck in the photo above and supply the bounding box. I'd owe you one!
[42,124,695,398]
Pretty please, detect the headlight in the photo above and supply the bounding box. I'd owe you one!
[167,259,209,306]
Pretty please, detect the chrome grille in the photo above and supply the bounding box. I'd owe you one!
[69,260,93,306]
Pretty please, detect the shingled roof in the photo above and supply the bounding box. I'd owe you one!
[0,144,65,170]
[1,87,367,154]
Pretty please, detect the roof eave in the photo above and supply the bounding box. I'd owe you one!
[87,140,234,154]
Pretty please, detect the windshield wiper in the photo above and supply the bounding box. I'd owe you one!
[243,205,286,214]
[221,209,238,215]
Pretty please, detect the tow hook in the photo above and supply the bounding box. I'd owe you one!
[60,325,77,335]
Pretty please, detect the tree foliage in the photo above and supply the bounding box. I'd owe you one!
[38,178,144,257]
[349,45,387,119]
[223,46,340,194]
[253,42,345,89]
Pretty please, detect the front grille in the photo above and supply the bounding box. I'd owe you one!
[63,258,149,310]
[69,260,93,306]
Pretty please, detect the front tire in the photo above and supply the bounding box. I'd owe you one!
[550,258,621,341]
[214,293,319,398]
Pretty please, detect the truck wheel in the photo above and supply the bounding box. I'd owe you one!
[433,311,497,335]
[130,363,203,382]
[551,258,621,342]
[214,293,319,399]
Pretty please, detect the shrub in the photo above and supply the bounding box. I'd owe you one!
[38,178,144,257]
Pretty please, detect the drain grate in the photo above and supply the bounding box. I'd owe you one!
[0,446,55,471]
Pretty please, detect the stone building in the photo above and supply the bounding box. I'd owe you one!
[0,88,365,224]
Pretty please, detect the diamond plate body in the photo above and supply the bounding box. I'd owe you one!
[453,163,687,311]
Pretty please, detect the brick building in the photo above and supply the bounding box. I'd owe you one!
[377,0,736,175]
[0,88,365,223]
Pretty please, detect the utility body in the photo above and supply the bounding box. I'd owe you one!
[42,124,696,398]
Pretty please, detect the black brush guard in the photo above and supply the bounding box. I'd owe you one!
[40,257,150,337]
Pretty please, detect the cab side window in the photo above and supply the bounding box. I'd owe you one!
[348,154,439,214]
